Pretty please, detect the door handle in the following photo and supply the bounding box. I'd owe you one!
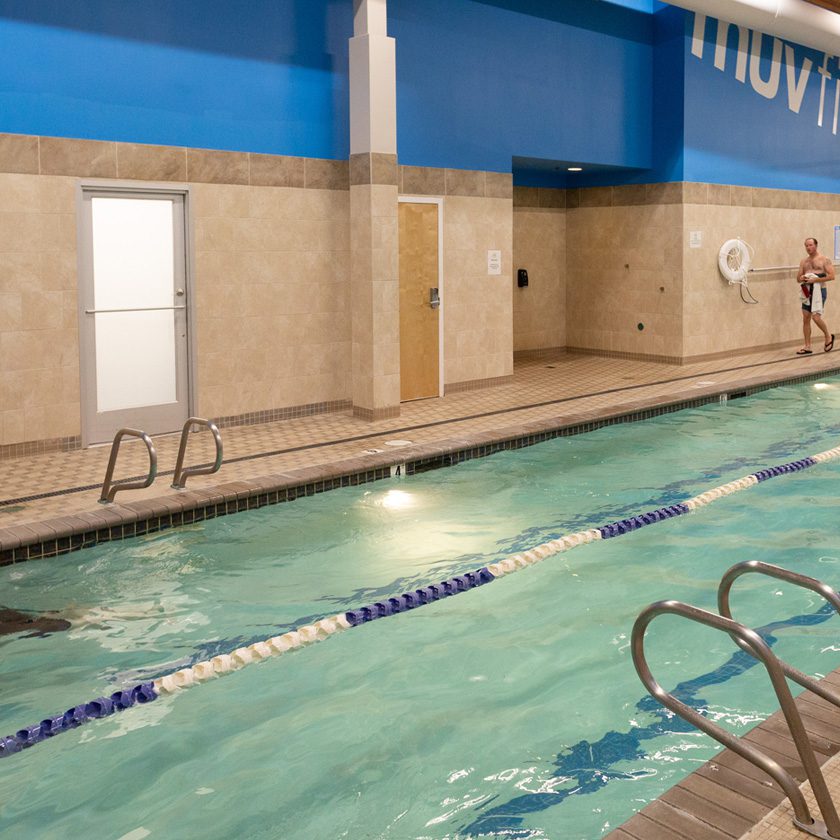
[85,306,186,314]
[429,287,440,309]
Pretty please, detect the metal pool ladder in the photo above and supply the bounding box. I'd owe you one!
[633,561,840,839]
[99,418,223,502]
[99,428,158,503]
[171,417,223,489]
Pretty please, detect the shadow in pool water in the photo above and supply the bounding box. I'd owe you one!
[0,607,71,638]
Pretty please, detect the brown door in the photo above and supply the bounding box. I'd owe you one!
[398,202,440,401]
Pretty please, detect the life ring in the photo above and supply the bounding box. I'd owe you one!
[718,238,751,284]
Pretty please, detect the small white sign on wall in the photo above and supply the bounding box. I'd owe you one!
[834,225,840,261]
[689,230,703,249]
[487,250,502,275]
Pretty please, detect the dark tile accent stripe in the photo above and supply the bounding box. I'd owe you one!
[523,182,840,210]
[0,133,351,191]
[578,186,612,207]
[187,148,249,185]
[513,187,567,209]
[512,347,565,362]
[0,435,81,462]
[485,172,513,199]
[212,399,352,430]
[39,137,116,178]
[445,168,485,197]
[566,346,687,365]
[512,186,539,208]
[400,165,512,199]
[444,374,514,394]
[116,143,187,181]
[400,165,446,195]
[0,402,350,463]
[0,133,38,174]
[3,136,837,212]
[350,153,398,186]
[353,405,401,421]
[249,153,305,188]
[304,157,348,190]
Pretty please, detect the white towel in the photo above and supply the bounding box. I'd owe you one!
[801,273,825,315]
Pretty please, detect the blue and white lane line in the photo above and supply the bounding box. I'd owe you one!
[2,444,838,758]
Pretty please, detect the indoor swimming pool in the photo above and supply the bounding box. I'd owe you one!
[3,377,840,839]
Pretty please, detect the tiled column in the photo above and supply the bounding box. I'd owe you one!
[349,0,400,420]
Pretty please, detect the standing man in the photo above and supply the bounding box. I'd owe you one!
[796,237,835,354]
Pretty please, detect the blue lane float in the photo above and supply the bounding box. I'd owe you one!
[3,443,840,759]
[345,567,494,626]
[0,683,157,757]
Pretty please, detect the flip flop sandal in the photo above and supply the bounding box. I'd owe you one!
[796,348,813,355]
[825,334,835,352]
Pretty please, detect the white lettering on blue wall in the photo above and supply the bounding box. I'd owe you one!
[691,13,831,125]
[785,45,812,114]
[748,32,782,99]
[818,54,832,127]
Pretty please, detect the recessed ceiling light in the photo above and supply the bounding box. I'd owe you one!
[567,166,583,172]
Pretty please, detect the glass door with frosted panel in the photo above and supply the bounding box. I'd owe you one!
[78,190,190,445]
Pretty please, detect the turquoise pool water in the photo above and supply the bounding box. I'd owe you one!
[3,378,840,839]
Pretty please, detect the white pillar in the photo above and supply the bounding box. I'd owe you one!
[349,0,400,420]
[350,0,396,156]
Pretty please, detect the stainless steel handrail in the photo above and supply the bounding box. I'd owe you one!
[718,561,840,709]
[633,600,840,839]
[85,306,186,314]
[171,417,223,489]
[99,428,158,503]
[749,261,840,273]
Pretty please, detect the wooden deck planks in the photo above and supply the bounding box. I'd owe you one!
[606,679,840,839]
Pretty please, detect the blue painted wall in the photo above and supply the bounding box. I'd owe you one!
[683,12,840,192]
[3,1,834,191]
[390,0,654,176]
[0,0,351,159]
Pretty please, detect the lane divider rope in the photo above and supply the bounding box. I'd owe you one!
[3,445,838,759]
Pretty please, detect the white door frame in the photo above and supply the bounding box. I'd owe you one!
[397,195,444,397]
[76,180,196,446]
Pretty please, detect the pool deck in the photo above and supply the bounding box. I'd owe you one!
[608,671,840,840]
[4,344,840,837]
[3,345,840,564]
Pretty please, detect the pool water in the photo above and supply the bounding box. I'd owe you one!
[3,378,840,839]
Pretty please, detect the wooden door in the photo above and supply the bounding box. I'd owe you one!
[398,202,440,401]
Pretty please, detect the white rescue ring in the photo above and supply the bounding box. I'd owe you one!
[718,238,752,285]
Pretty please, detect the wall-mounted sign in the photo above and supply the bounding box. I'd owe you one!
[689,230,703,249]
[487,250,502,275]
[835,225,840,261]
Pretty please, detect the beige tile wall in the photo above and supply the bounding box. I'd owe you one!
[6,131,832,448]
[192,183,351,418]
[512,205,565,352]
[0,135,523,449]
[443,195,514,385]
[350,181,400,416]
[0,173,79,445]
[566,201,684,357]
[683,199,838,357]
